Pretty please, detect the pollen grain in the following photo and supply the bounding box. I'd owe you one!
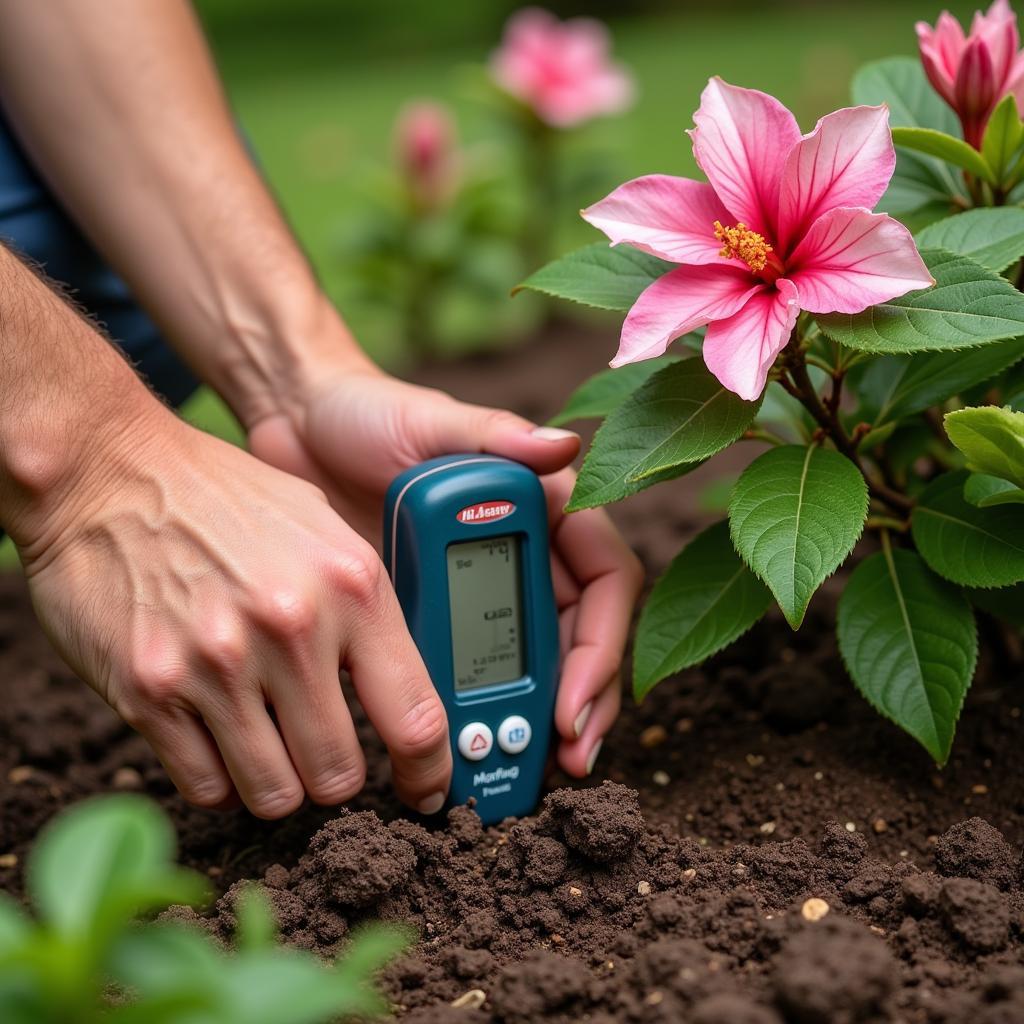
[714,220,773,272]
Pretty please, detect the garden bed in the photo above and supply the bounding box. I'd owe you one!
[1,323,1023,1023]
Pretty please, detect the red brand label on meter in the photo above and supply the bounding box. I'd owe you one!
[456,500,516,524]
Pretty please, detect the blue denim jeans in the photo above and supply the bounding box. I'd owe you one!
[0,117,198,408]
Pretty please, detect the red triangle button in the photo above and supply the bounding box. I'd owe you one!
[469,732,488,752]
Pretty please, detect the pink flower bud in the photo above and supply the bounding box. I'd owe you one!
[917,0,1024,147]
[490,7,635,129]
[394,101,459,210]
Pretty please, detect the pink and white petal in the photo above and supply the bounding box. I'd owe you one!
[613,264,765,367]
[582,175,732,264]
[777,106,895,253]
[916,17,962,105]
[689,77,802,238]
[786,208,934,315]
[973,0,1018,86]
[702,279,800,401]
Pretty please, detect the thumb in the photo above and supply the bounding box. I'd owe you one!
[428,400,580,476]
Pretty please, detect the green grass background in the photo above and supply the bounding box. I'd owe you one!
[0,0,978,570]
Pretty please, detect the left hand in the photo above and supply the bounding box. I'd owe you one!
[247,364,643,777]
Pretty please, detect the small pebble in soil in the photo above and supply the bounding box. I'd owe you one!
[872,818,888,833]
[801,897,830,921]
[7,766,32,784]
[652,770,670,786]
[112,766,143,790]
[637,881,652,896]
[639,725,668,748]
[845,821,857,832]
[760,821,776,834]
[0,854,17,868]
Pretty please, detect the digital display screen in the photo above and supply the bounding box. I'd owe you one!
[446,535,524,691]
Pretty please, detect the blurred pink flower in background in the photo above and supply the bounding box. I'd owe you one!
[490,8,635,128]
[583,79,933,401]
[917,0,1024,147]
[394,101,461,210]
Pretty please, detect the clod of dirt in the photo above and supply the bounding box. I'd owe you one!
[773,915,896,1023]
[489,950,589,1024]
[304,810,416,907]
[690,993,785,1024]
[537,781,643,862]
[934,817,1018,891]
[939,878,1010,953]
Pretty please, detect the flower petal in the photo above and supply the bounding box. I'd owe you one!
[916,14,966,106]
[777,106,895,254]
[955,36,999,147]
[703,279,800,401]
[689,77,802,238]
[612,265,765,367]
[581,175,733,264]
[786,208,934,315]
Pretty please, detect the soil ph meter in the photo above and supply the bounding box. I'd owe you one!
[384,455,559,824]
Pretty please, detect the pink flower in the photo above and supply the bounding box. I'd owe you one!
[490,8,634,128]
[581,79,934,401]
[917,0,1024,147]
[394,101,460,210]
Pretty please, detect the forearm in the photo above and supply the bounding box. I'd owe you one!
[0,0,367,429]
[0,246,162,553]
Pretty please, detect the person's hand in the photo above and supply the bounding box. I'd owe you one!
[248,364,644,777]
[17,400,453,818]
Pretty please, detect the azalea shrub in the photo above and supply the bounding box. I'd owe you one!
[519,0,1024,766]
[0,795,404,1024]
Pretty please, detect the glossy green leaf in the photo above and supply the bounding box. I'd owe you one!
[916,207,1024,273]
[568,358,760,511]
[945,405,1024,487]
[514,242,671,311]
[964,472,1024,506]
[818,248,1024,354]
[548,356,679,426]
[837,547,977,765]
[633,521,772,698]
[981,94,1024,183]
[912,471,1024,587]
[857,336,1024,425]
[729,445,868,628]
[891,127,995,183]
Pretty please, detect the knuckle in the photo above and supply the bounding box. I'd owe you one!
[180,775,233,809]
[393,690,449,761]
[196,625,248,682]
[247,782,305,820]
[128,656,189,708]
[254,588,318,639]
[330,546,387,609]
[306,756,366,806]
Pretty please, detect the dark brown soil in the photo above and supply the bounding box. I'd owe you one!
[2,319,1024,1023]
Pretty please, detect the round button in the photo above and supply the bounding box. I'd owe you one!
[457,722,493,762]
[497,715,532,755]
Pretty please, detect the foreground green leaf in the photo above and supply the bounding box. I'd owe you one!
[548,356,678,426]
[945,405,1024,487]
[891,127,995,183]
[729,445,868,628]
[912,471,1024,587]
[964,472,1024,506]
[818,249,1024,354]
[916,207,1024,273]
[837,546,977,765]
[857,336,1024,425]
[633,521,772,698]
[568,358,761,510]
[981,94,1024,184]
[514,242,671,311]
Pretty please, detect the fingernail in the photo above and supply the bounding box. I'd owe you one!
[531,426,579,442]
[574,701,594,739]
[585,739,603,776]
[418,791,446,815]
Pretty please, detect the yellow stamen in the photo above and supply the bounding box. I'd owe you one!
[713,220,773,273]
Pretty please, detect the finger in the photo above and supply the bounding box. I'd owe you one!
[550,546,581,612]
[557,675,620,778]
[341,560,452,814]
[136,706,238,809]
[199,693,306,820]
[428,400,580,476]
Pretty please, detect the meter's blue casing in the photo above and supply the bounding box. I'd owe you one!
[383,455,559,824]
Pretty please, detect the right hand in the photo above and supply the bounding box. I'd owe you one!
[15,403,452,818]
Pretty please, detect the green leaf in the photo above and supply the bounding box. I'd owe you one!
[568,357,761,511]
[964,472,1024,506]
[514,243,671,311]
[837,546,977,765]
[548,356,679,426]
[29,795,208,942]
[981,94,1024,183]
[912,470,1024,587]
[0,894,28,953]
[891,127,995,183]
[945,405,1024,487]
[818,248,1024,354]
[728,445,868,629]
[852,58,965,222]
[916,207,1024,273]
[857,336,1024,425]
[235,885,277,951]
[633,521,772,698]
